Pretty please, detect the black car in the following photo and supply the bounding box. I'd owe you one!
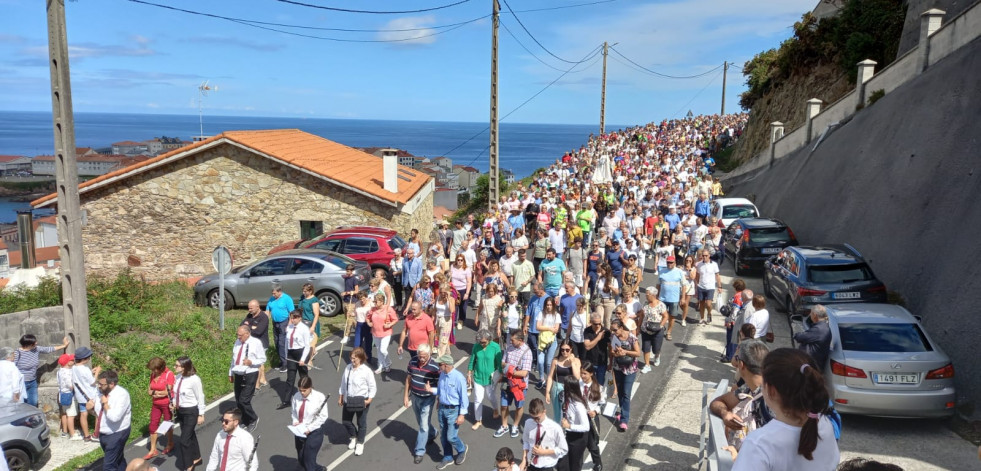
[764,244,887,315]
[723,217,798,275]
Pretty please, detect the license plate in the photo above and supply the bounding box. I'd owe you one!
[834,292,860,299]
[873,373,919,384]
[761,248,780,254]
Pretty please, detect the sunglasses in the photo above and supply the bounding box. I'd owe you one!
[221,419,237,424]
[560,348,572,352]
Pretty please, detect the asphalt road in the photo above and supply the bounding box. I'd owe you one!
[92,259,689,471]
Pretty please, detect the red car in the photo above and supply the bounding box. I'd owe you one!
[269,226,407,278]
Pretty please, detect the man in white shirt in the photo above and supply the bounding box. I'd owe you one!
[280,311,312,409]
[230,326,266,431]
[206,409,258,471]
[0,347,24,404]
[92,370,131,471]
[520,398,568,471]
[291,377,330,471]
[693,249,722,325]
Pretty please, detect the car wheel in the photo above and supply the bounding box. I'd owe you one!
[318,291,342,317]
[207,289,234,310]
[734,253,744,276]
[5,448,31,471]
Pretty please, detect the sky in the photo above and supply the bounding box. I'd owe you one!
[0,0,817,125]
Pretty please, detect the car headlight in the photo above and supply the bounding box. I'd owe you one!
[12,413,44,428]
[195,278,209,286]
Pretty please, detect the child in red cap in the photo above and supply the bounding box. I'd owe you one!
[57,353,80,439]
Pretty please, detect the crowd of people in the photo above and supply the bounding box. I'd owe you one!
[0,112,904,471]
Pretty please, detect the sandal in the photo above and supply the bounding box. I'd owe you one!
[665,333,672,341]
[143,451,159,460]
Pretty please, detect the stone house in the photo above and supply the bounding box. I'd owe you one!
[31,129,434,280]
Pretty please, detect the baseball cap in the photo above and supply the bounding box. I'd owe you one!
[58,353,73,366]
[666,255,676,263]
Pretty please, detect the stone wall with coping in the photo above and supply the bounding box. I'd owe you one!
[0,306,67,417]
[79,143,433,280]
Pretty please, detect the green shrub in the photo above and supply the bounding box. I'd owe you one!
[0,276,62,313]
[867,89,886,106]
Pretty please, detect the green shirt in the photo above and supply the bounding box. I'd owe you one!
[512,260,536,292]
[468,342,503,386]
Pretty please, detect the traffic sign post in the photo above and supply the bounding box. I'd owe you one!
[212,246,232,330]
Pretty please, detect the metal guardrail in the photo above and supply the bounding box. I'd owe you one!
[698,379,734,471]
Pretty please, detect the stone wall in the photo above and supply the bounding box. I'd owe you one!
[80,143,433,280]
[0,306,67,418]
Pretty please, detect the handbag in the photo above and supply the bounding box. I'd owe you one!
[344,366,366,412]
[613,337,636,368]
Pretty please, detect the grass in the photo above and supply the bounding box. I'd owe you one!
[0,271,346,470]
[713,145,740,173]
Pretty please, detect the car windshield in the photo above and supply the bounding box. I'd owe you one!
[838,323,932,353]
[749,227,790,243]
[808,264,873,283]
[389,235,407,250]
[722,205,757,219]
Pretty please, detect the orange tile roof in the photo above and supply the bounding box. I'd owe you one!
[8,246,61,267]
[0,155,27,163]
[32,129,433,208]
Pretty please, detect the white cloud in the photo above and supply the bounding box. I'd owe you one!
[376,16,438,45]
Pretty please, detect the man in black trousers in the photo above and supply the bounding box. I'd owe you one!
[230,325,266,431]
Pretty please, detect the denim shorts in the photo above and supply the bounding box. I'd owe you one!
[696,288,715,302]
[500,387,526,408]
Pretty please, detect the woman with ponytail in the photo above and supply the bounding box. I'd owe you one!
[732,348,839,470]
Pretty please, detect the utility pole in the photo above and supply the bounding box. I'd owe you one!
[488,0,500,211]
[600,41,608,135]
[721,61,728,115]
[46,0,90,352]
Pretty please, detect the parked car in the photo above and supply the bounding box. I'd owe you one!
[268,226,406,280]
[791,303,956,418]
[763,244,887,315]
[193,249,370,317]
[722,217,798,275]
[710,197,760,228]
[0,403,50,471]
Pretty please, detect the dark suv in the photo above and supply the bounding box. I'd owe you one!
[723,218,798,275]
[764,244,887,315]
[269,226,406,279]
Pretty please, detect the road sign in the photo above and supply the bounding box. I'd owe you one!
[212,246,232,330]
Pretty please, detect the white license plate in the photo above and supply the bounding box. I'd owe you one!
[873,373,919,384]
[761,248,780,254]
[834,292,860,299]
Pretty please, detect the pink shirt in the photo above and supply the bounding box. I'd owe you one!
[369,306,399,338]
[450,267,471,291]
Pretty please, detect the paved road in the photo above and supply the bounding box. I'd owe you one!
[91,259,680,470]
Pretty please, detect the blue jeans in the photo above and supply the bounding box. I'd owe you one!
[411,395,437,457]
[438,405,466,461]
[24,379,38,407]
[537,341,556,383]
[354,322,373,362]
[613,370,637,425]
[273,320,288,366]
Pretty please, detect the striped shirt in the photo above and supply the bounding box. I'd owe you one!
[15,346,56,382]
[407,357,440,398]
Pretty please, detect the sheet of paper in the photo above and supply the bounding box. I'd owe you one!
[156,420,174,434]
[287,425,307,437]
[601,402,618,417]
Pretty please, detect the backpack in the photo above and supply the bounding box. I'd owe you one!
[825,400,842,441]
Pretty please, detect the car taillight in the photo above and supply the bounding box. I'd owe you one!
[925,364,954,380]
[866,285,887,293]
[830,360,867,378]
[740,231,749,244]
[786,226,796,241]
[798,287,827,297]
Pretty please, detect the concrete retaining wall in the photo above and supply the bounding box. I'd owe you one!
[0,306,66,417]
[929,0,981,66]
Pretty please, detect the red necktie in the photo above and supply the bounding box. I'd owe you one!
[298,398,306,423]
[175,378,183,408]
[583,383,589,399]
[290,326,296,348]
[533,423,542,464]
[94,407,104,439]
[219,433,233,471]
[235,342,244,365]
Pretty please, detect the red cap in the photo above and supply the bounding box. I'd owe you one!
[666,255,676,262]
[58,353,73,366]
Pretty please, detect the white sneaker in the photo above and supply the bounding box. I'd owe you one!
[70,433,83,441]
[341,336,349,344]
[348,438,357,450]
[374,366,383,375]
[654,357,661,366]
[355,443,364,456]
[640,364,652,374]
[681,319,687,327]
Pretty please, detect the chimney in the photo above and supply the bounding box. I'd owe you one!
[16,210,36,269]
[382,149,398,193]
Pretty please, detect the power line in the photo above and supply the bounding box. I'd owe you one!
[275,0,471,14]
[609,47,723,79]
[500,0,578,64]
[513,0,619,13]
[671,68,725,118]
[501,19,600,73]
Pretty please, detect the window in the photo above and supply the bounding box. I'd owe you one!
[388,235,407,251]
[808,264,874,283]
[749,227,790,243]
[838,323,932,353]
[722,205,757,219]
[299,221,324,241]
[311,239,341,252]
[291,258,324,275]
[248,258,290,277]
[343,238,378,254]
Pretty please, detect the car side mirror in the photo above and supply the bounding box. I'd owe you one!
[240,271,251,278]
[914,315,923,322]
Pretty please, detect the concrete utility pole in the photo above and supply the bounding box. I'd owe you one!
[46,0,90,352]
[487,0,501,211]
[721,61,728,115]
[600,41,608,135]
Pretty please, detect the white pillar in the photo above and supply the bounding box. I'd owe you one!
[769,121,784,166]
[918,9,946,72]
[805,98,822,143]
[856,59,877,108]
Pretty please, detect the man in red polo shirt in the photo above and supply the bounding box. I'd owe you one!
[398,301,435,362]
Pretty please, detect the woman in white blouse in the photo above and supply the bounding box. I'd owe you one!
[558,376,591,471]
[579,363,603,471]
[172,356,205,471]
[338,347,377,456]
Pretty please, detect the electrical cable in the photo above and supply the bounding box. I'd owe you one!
[609,47,724,79]
[500,0,578,64]
[670,67,725,118]
[501,20,583,73]
[513,0,618,13]
[275,0,471,14]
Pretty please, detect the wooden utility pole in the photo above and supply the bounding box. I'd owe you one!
[46,0,90,351]
[600,41,608,135]
[721,61,728,115]
[488,0,500,211]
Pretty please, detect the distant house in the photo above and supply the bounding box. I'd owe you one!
[359,147,421,169]
[0,155,33,175]
[0,240,8,278]
[144,139,164,155]
[32,154,150,177]
[503,169,515,185]
[432,156,452,171]
[7,246,61,271]
[32,129,435,280]
[452,165,481,192]
[433,187,458,211]
[32,216,57,248]
[111,140,149,155]
[159,136,185,151]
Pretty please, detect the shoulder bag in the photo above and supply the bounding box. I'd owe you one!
[344,366,366,412]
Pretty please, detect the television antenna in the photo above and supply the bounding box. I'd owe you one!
[195,81,218,142]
